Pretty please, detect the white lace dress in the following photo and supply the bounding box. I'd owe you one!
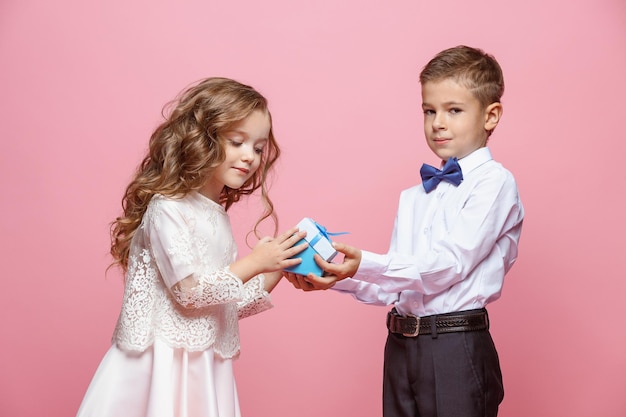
[77,192,273,417]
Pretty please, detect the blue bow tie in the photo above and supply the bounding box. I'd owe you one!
[420,157,463,193]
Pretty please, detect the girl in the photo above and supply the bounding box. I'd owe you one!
[77,77,306,417]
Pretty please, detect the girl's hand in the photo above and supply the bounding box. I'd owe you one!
[230,227,308,282]
[252,227,308,271]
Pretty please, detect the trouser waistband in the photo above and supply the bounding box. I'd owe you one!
[386,308,489,337]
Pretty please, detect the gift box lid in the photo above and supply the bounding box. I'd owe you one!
[297,217,337,261]
[284,218,347,276]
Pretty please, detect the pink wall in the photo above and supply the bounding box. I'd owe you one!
[1,0,625,416]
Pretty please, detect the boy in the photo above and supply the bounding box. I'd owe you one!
[287,46,524,417]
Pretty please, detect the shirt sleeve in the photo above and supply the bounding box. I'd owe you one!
[331,278,399,306]
[146,198,245,309]
[352,170,523,295]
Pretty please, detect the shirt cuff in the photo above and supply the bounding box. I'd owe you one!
[352,250,389,284]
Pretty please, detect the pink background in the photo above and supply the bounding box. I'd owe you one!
[1,0,625,416]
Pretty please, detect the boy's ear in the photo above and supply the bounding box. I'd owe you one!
[484,102,503,131]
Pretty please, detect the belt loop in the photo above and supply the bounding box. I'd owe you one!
[484,309,490,329]
[430,316,438,339]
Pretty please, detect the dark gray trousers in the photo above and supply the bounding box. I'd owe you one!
[383,326,504,417]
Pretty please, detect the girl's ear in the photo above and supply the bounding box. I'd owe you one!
[484,102,503,131]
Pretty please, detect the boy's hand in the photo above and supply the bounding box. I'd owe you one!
[315,241,361,280]
[284,271,329,291]
[284,241,362,291]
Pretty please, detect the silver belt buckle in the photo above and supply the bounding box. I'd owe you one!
[402,314,421,337]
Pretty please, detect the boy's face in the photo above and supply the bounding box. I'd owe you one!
[421,78,499,161]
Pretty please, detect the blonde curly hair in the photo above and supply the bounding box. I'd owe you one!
[110,77,280,270]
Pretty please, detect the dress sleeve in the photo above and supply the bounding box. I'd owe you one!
[146,197,245,309]
[236,275,274,319]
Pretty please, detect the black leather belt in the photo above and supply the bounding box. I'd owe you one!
[386,308,489,337]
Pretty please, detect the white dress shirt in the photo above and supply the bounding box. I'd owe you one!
[332,147,524,317]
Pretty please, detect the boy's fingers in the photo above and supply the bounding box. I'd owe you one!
[296,274,316,291]
[304,273,336,290]
[284,272,303,289]
[332,241,358,257]
[313,254,344,275]
[284,272,319,291]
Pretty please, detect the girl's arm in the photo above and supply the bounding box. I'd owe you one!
[170,230,306,311]
[260,270,283,293]
[234,236,302,320]
[146,197,306,310]
[236,271,283,320]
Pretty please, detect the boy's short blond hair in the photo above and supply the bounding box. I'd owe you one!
[419,45,505,108]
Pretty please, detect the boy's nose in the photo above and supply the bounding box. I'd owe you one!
[433,114,446,129]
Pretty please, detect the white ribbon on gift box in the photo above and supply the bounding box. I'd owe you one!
[297,217,348,261]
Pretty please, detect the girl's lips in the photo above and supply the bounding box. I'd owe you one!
[234,167,250,174]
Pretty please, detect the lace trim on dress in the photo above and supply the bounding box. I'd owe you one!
[171,267,244,309]
[238,274,274,320]
[113,250,274,355]
[111,194,274,357]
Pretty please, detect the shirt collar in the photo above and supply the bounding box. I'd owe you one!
[457,147,492,175]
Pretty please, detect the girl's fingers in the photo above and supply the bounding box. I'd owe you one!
[280,257,302,269]
[277,227,300,242]
[287,241,308,257]
[281,228,306,242]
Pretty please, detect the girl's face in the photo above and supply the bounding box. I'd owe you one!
[200,110,271,202]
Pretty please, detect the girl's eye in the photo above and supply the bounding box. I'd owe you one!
[449,108,462,114]
[228,140,243,147]
[423,109,435,116]
[254,147,264,155]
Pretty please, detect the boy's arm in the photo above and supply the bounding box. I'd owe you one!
[284,241,400,306]
[351,172,523,295]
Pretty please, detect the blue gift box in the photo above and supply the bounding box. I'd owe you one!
[284,218,346,276]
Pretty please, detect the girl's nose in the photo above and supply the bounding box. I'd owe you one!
[241,144,255,162]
